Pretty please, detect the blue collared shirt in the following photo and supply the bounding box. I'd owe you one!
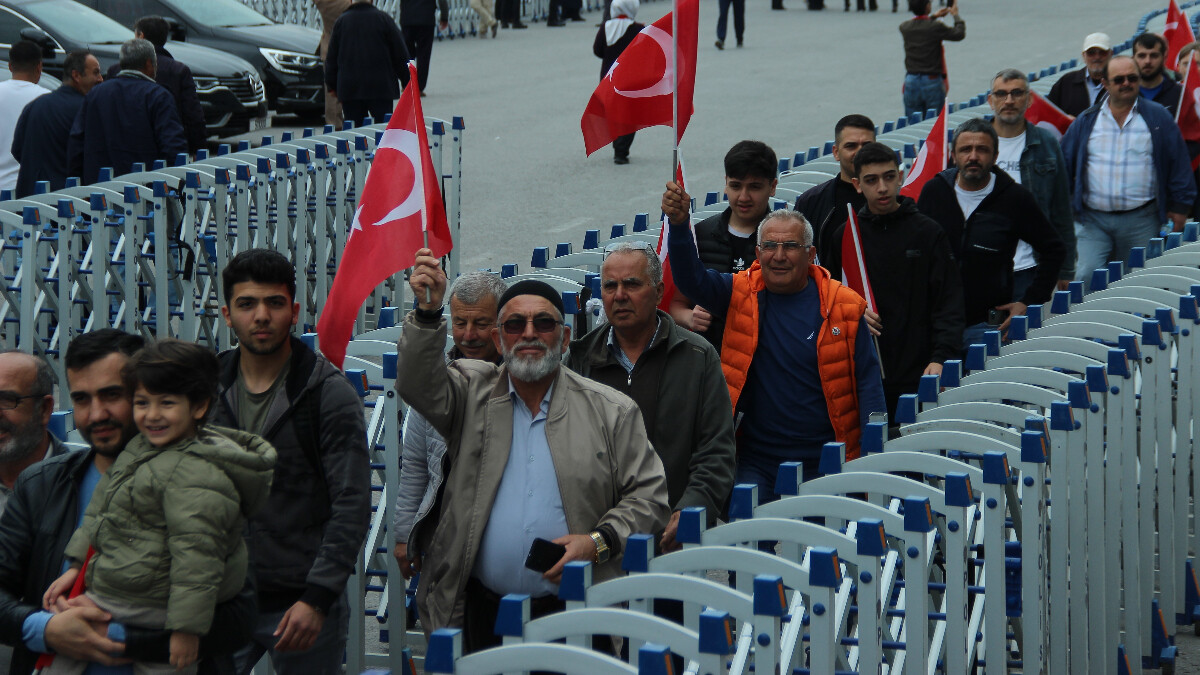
[606,317,662,375]
[472,378,569,597]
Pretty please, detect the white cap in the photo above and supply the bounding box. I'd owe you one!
[1082,32,1112,52]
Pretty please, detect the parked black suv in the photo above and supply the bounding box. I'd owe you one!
[0,0,269,137]
[79,0,324,117]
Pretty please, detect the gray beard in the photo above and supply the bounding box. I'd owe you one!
[0,419,44,463]
[504,342,561,382]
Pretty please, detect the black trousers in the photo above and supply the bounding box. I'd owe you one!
[341,98,393,127]
[402,24,436,92]
[613,133,635,159]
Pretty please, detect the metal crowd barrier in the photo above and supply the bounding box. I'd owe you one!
[0,115,463,393]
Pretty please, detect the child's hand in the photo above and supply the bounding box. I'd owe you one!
[64,593,101,611]
[43,568,80,611]
[170,632,199,670]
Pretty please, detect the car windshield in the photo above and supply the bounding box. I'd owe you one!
[166,0,273,27]
[18,0,131,44]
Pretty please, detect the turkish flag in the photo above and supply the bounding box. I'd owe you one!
[581,0,698,155]
[656,158,691,311]
[316,63,452,369]
[1166,0,1196,69]
[840,206,876,312]
[899,102,948,200]
[1025,90,1074,139]
[1176,54,1200,169]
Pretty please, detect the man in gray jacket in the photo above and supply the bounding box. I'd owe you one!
[391,271,506,579]
[398,250,669,653]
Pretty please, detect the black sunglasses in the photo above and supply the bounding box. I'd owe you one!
[500,315,563,335]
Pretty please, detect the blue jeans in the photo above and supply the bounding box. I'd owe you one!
[903,73,945,118]
[234,593,348,675]
[716,0,744,41]
[1074,202,1161,290]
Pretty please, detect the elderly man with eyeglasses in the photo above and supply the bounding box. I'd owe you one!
[0,351,65,516]
[396,250,669,654]
[1062,55,1197,288]
[662,187,885,501]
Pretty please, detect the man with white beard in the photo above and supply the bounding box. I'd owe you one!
[0,351,66,516]
[396,251,669,654]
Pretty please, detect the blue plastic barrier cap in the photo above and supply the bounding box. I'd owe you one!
[122,185,139,204]
[638,644,674,675]
[1067,381,1090,410]
[378,306,399,329]
[621,534,654,572]
[818,442,845,475]
[677,507,706,545]
[56,199,75,219]
[917,374,939,402]
[1118,333,1141,362]
[1128,247,1146,268]
[301,332,317,351]
[48,410,70,441]
[1107,348,1131,378]
[984,330,1001,355]
[1107,260,1123,282]
[216,168,231,185]
[1020,430,1048,464]
[1156,308,1178,334]
[728,483,758,520]
[1026,304,1043,329]
[945,472,973,507]
[1068,280,1084,303]
[423,629,462,673]
[530,246,548,268]
[610,223,626,238]
[1184,222,1199,242]
[1167,231,1182,250]
[940,359,962,388]
[1008,314,1027,341]
[583,229,599,250]
[336,139,349,155]
[698,610,735,655]
[861,422,886,455]
[1089,268,1108,291]
[1024,415,1049,437]
[982,451,1011,485]
[856,519,887,556]
[1141,320,1162,347]
[895,394,919,424]
[558,561,591,601]
[633,213,649,231]
[1147,238,1163,259]
[1181,295,1199,323]
[21,206,39,227]
[774,462,803,496]
[493,595,529,637]
[753,575,788,615]
[89,193,107,210]
[345,369,368,397]
[235,164,251,182]
[561,291,579,316]
[382,352,398,381]
[354,135,368,152]
[1051,400,1076,431]
[237,140,250,152]
[1085,365,1107,394]
[903,497,935,533]
[501,263,517,278]
[554,242,571,257]
[965,343,986,371]
[808,548,842,588]
[152,180,168,199]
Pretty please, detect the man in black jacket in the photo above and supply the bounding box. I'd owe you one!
[1048,32,1111,116]
[216,250,370,675]
[820,142,963,419]
[399,0,449,95]
[326,0,412,124]
[794,114,875,266]
[668,140,777,352]
[0,329,256,675]
[917,118,1066,349]
[1134,32,1181,114]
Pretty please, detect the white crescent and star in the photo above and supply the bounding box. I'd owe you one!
[607,24,675,98]
[350,127,424,233]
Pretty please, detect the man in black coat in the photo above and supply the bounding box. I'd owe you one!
[820,142,963,419]
[11,50,103,198]
[105,17,207,154]
[1134,32,1182,114]
[399,0,449,95]
[794,114,875,265]
[326,0,412,123]
[917,118,1066,349]
[1048,32,1111,116]
[0,330,256,675]
[68,39,188,184]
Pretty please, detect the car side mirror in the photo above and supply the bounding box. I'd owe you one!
[164,16,186,41]
[19,28,56,59]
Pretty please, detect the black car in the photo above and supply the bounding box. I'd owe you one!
[0,0,269,137]
[79,0,324,117]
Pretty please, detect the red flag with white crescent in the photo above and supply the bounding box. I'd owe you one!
[1025,90,1074,139]
[840,206,876,312]
[1166,0,1196,69]
[1175,54,1200,169]
[316,63,453,369]
[900,101,948,200]
[581,0,698,155]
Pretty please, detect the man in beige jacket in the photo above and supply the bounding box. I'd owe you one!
[397,249,669,653]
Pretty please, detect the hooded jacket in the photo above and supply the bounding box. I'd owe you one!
[64,429,275,635]
[917,167,1066,326]
[214,337,371,614]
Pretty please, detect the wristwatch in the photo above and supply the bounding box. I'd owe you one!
[589,531,610,564]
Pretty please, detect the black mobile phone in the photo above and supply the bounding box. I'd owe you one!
[987,308,1010,326]
[524,538,567,574]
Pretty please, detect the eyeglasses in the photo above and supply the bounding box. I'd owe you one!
[759,240,809,252]
[602,241,655,260]
[1108,74,1140,85]
[991,88,1027,100]
[0,393,41,410]
[500,315,564,335]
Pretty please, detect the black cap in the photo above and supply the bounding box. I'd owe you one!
[498,280,565,317]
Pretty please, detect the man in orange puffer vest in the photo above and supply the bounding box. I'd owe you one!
[662,183,886,504]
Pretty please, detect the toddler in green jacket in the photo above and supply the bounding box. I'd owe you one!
[42,339,276,674]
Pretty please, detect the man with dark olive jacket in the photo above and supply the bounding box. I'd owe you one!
[326,0,411,125]
[917,118,1066,348]
[216,250,371,675]
[821,142,963,420]
[0,329,256,675]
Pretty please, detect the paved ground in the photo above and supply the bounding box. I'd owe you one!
[230,1,1200,671]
